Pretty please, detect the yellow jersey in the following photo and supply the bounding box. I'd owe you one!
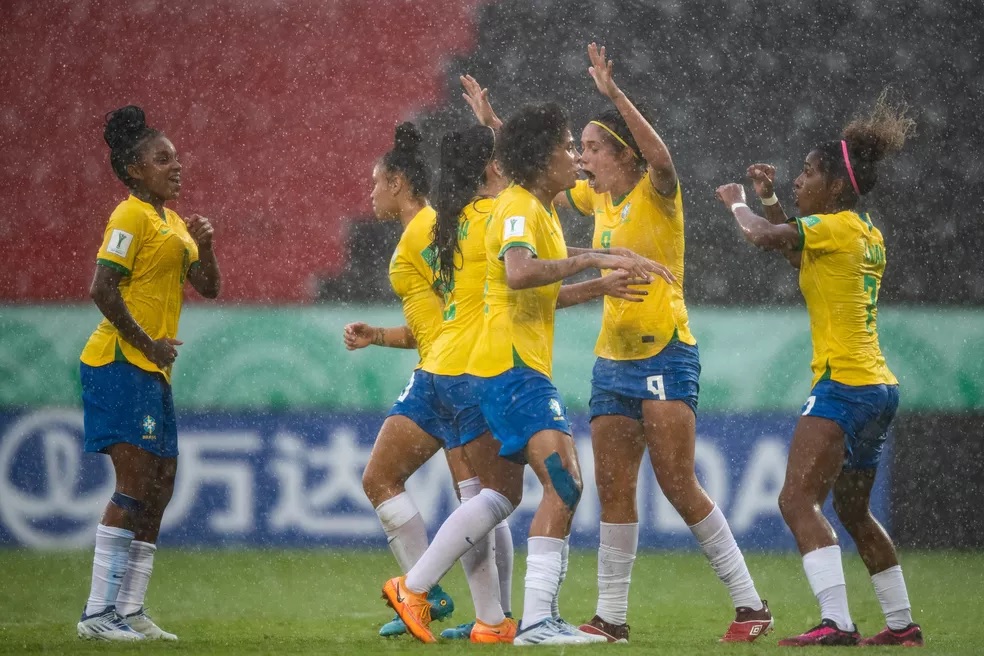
[389,205,443,366]
[421,197,493,376]
[794,210,897,387]
[566,173,695,360]
[467,185,567,378]
[80,195,199,382]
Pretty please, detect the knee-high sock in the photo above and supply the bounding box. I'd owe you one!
[85,524,135,616]
[405,488,513,594]
[689,505,762,610]
[871,565,913,630]
[595,522,638,625]
[525,536,564,626]
[803,545,853,631]
[115,541,157,616]
[457,478,505,624]
[375,492,429,573]
[494,520,514,615]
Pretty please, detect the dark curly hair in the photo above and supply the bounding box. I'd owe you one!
[498,103,570,188]
[380,122,431,198]
[103,105,161,188]
[589,102,653,173]
[814,90,916,198]
[431,125,495,294]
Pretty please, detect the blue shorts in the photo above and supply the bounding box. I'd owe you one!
[388,370,488,450]
[801,379,900,470]
[80,361,178,458]
[589,340,701,421]
[471,367,572,461]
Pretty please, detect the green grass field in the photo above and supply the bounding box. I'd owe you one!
[0,549,980,654]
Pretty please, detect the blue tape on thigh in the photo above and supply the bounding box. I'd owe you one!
[545,452,581,511]
[110,491,145,515]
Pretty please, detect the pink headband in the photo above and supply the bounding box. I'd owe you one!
[841,140,860,195]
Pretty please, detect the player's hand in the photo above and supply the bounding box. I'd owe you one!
[716,183,747,208]
[746,164,777,199]
[597,253,676,285]
[343,322,376,351]
[460,75,502,130]
[587,42,621,100]
[184,214,214,248]
[598,269,650,302]
[146,337,182,368]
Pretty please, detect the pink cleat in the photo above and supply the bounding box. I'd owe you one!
[860,624,923,647]
[778,619,861,646]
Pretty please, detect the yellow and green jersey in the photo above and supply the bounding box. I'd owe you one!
[567,172,695,360]
[467,185,567,378]
[793,210,897,387]
[422,197,493,376]
[388,205,443,366]
[80,195,199,382]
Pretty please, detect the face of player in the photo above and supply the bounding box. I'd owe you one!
[793,150,837,216]
[579,122,631,194]
[370,162,400,220]
[541,130,579,196]
[128,135,181,203]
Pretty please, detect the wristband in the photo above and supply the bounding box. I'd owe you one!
[730,202,749,213]
[760,193,779,206]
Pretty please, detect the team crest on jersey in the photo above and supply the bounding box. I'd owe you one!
[548,398,563,418]
[141,415,157,440]
[620,203,632,223]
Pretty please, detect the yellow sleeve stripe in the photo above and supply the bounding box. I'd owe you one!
[498,241,537,260]
[565,189,589,216]
[96,258,131,276]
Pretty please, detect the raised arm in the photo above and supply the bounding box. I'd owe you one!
[715,183,800,251]
[587,43,677,197]
[460,74,503,131]
[746,164,790,225]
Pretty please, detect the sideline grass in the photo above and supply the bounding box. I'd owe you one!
[0,549,980,654]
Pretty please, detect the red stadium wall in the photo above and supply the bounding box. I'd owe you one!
[0,0,487,302]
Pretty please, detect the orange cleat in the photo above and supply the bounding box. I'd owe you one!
[381,576,436,644]
[470,616,517,644]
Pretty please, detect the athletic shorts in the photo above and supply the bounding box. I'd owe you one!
[80,361,178,458]
[471,367,572,461]
[388,370,488,450]
[589,340,701,421]
[801,379,900,471]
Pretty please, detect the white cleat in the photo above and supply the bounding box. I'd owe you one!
[77,606,145,641]
[555,618,608,643]
[514,617,602,646]
[124,607,178,641]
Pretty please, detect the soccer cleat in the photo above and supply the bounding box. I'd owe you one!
[720,599,774,642]
[379,584,455,637]
[578,614,630,643]
[441,621,475,640]
[470,616,517,644]
[76,606,145,642]
[124,607,178,641]
[860,623,923,646]
[381,576,436,644]
[778,618,861,646]
[514,617,603,646]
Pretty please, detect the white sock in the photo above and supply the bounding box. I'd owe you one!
[803,545,853,631]
[456,478,505,625]
[871,565,913,630]
[405,488,513,593]
[595,522,638,625]
[115,541,157,617]
[494,520,514,615]
[550,535,570,620]
[689,505,762,610]
[524,536,564,626]
[85,524,135,616]
[375,492,429,573]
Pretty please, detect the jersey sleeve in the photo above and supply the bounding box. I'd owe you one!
[496,198,539,260]
[96,207,145,275]
[794,214,841,254]
[564,180,594,217]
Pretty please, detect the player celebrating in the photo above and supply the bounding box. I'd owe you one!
[77,105,221,641]
[715,91,921,647]
[557,43,772,643]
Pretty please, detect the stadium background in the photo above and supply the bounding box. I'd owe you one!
[1,0,982,554]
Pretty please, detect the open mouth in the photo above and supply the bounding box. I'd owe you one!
[582,170,596,187]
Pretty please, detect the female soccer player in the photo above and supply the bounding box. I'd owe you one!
[557,43,771,643]
[715,91,921,647]
[77,105,221,641]
[382,101,674,646]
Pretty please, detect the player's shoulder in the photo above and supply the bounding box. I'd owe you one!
[492,184,539,215]
[108,195,153,223]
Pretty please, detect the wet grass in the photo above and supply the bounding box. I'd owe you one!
[0,549,980,654]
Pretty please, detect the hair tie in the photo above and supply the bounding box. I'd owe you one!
[841,140,860,195]
[589,120,639,159]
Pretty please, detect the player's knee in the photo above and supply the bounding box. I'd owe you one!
[110,491,146,518]
[545,452,581,512]
[777,485,798,522]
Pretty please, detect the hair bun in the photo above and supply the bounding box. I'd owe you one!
[104,105,148,150]
[393,122,423,153]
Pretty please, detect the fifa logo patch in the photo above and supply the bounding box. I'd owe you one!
[141,415,157,440]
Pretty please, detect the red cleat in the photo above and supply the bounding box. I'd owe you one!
[720,600,774,642]
[778,619,861,646]
[578,615,630,643]
[860,623,923,647]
